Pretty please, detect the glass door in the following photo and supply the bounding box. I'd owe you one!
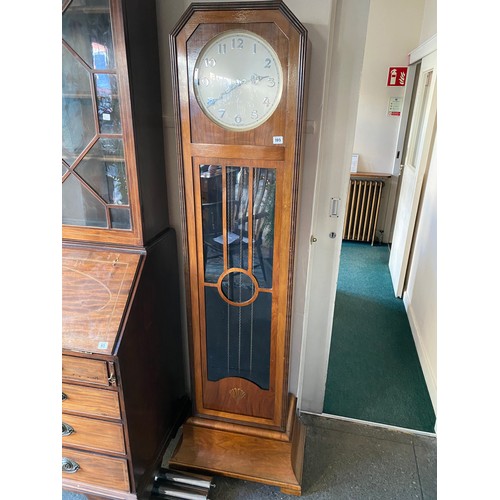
[62,0,136,238]
[195,158,283,422]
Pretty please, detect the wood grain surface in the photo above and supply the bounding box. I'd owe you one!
[62,382,121,419]
[62,246,141,355]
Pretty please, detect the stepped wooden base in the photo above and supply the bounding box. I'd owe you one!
[169,396,305,496]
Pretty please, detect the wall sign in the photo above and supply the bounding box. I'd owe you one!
[387,66,407,86]
[388,97,403,116]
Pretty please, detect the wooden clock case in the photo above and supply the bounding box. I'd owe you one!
[168,1,308,495]
[62,1,188,498]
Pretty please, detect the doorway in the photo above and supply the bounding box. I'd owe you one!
[322,50,437,433]
[389,51,437,297]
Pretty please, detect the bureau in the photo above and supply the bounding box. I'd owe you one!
[62,233,188,499]
[62,0,188,496]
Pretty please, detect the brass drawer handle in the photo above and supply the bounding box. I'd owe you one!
[62,422,74,437]
[62,457,80,474]
[62,392,68,401]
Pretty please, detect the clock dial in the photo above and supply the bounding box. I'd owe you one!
[193,30,283,131]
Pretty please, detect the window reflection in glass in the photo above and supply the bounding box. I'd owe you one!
[252,169,276,289]
[94,73,121,134]
[62,0,115,70]
[226,167,249,271]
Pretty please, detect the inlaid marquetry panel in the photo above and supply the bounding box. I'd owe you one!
[62,246,141,355]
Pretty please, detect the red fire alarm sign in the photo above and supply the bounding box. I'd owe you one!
[387,67,407,87]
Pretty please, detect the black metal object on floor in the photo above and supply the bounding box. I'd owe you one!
[152,468,214,500]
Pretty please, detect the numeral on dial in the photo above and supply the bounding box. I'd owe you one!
[232,38,244,49]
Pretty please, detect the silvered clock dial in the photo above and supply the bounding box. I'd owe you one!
[193,30,283,131]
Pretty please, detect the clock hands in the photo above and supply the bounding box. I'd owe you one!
[206,79,246,107]
[250,73,271,84]
[206,74,271,107]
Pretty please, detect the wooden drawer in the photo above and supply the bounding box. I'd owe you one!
[62,355,112,387]
[62,414,126,455]
[62,383,120,419]
[62,447,130,492]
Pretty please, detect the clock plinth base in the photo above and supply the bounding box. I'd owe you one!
[169,396,305,496]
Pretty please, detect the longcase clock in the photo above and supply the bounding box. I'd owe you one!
[169,1,308,495]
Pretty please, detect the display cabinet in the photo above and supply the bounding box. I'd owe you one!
[62,0,169,247]
[62,1,188,498]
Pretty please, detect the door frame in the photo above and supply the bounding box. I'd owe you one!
[296,0,371,413]
[389,47,437,298]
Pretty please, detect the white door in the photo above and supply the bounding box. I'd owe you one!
[389,50,437,297]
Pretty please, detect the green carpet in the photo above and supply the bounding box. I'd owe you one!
[323,242,436,433]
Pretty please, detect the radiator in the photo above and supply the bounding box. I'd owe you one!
[343,178,384,244]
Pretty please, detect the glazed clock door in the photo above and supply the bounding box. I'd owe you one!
[171,2,307,431]
[196,158,283,424]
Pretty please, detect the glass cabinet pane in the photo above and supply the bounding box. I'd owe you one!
[62,0,115,70]
[109,207,131,229]
[62,0,130,233]
[75,138,128,205]
[62,45,95,165]
[62,173,107,227]
[94,73,121,133]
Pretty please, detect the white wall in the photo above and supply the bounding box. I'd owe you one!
[352,0,425,174]
[351,0,426,241]
[402,0,438,412]
[404,130,437,411]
